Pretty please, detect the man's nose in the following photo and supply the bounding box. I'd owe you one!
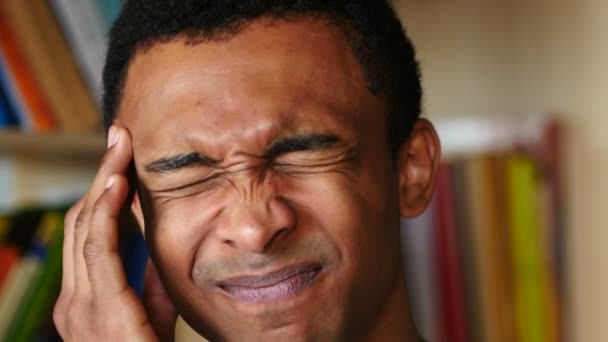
[215,194,296,253]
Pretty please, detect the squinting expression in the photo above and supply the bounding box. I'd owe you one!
[117,18,405,341]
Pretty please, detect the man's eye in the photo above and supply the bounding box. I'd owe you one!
[272,161,323,174]
[158,174,224,195]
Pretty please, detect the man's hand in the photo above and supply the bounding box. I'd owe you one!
[53,126,176,341]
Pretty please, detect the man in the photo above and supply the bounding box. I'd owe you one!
[53,1,441,341]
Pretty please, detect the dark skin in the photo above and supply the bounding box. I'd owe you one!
[53,18,440,341]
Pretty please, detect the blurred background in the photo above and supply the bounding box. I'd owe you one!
[393,1,608,341]
[0,0,605,341]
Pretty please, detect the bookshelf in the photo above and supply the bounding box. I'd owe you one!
[0,1,114,336]
[0,131,104,160]
[394,1,608,341]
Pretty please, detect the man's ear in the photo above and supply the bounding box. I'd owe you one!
[131,191,146,236]
[397,118,441,218]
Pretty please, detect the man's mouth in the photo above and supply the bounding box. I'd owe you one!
[217,263,324,304]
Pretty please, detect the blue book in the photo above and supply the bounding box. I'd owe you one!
[0,59,18,128]
[0,55,27,129]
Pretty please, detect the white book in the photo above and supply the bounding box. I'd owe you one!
[48,0,108,106]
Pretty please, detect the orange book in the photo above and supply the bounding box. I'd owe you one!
[0,12,55,132]
[465,154,516,342]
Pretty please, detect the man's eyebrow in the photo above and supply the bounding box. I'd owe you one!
[144,153,219,174]
[144,134,339,174]
[265,134,341,158]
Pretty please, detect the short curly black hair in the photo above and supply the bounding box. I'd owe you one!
[103,0,422,155]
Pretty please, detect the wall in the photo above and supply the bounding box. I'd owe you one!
[394,0,608,341]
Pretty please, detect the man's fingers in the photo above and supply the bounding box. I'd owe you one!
[61,198,85,295]
[143,260,178,342]
[84,174,130,294]
[54,125,158,341]
[54,197,85,335]
[72,125,133,295]
[85,125,133,208]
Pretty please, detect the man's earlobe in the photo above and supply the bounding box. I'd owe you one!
[131,191,146,235]
[398,118,441,218]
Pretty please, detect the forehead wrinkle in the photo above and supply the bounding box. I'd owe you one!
[184,114,292,159]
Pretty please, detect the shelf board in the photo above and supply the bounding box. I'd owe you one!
[0,130,105,160]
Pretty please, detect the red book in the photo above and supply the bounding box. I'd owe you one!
[0,247,19,290]
[432,164,469,342]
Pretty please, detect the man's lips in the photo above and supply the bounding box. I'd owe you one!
[217,263,323,304]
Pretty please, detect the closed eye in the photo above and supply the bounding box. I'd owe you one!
[150,173,224,194]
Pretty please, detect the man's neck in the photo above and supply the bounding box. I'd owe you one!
[362,269,421,342]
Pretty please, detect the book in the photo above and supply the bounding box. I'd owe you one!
[49,0,110,103]
[0,12,56,132]
[505,155,549,342]
[0,208,51,338]
[4,210,64,341]
[0,49,29,130]
[0,209,44,289]
[451,159,483,342]
[0,255,41,338]
[0,0,100,132]
[465,154,515,342]
[538,118,566,342]
[0,65,17,128]
[433,164,469,342]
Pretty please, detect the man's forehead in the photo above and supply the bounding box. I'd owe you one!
[114,18,382,164]
[117,18,366,112]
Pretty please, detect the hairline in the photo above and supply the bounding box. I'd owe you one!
[106,13,386,132]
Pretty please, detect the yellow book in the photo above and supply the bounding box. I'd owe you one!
[505,155,550,342]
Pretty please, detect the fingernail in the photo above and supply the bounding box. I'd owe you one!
[105,176,115,189]
[107,126,119,149]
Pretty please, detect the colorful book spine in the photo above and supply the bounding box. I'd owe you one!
[4,211,64,341]
[49,0,110,103]
[0,13,55,132]
[451,160,483,342]
[0,255,41,338]
[0,71,16,128]
[433,164,469,342]
[506,155,550,342]
[465,155,516,342]
[0,0,100,132]
[0,50,30,130]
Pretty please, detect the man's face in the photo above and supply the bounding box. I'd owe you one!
[118,19,405,340]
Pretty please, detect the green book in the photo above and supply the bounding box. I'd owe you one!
[3,211,63,341]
